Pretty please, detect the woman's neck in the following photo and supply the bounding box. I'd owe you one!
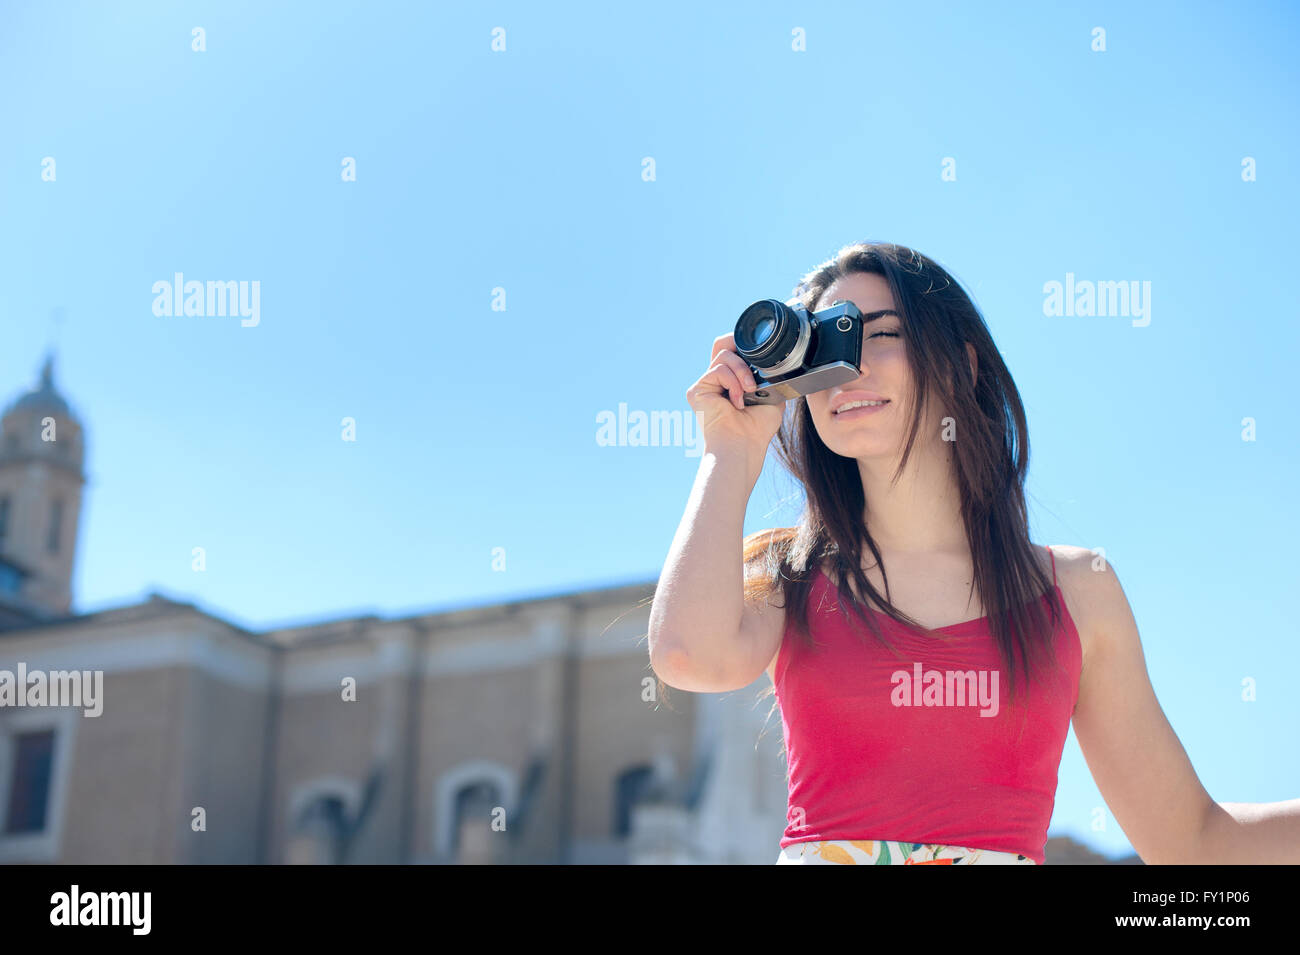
[855,444,967,555]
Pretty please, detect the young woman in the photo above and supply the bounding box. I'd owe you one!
[648,241,1299,865]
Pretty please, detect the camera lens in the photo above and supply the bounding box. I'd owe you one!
[734,299,811,376]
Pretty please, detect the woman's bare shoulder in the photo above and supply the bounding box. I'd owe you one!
[1041,543,1108,665]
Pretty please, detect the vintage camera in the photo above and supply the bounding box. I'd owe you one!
[731,298,864,405]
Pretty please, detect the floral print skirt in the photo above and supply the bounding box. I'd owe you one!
[776,839,1037,865]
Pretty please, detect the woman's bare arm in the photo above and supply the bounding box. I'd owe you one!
[649,449,771,692]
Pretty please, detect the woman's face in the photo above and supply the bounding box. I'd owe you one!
[804,271,919,460]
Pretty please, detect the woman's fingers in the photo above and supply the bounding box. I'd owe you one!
[717,350,757,391]
[711,333,736,364]
[708,360,746,410]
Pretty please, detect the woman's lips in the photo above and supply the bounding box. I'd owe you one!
[832,400,889,420]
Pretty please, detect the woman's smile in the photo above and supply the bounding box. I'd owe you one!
[832,399,890,420]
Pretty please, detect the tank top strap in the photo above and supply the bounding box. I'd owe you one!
[1045,544,1057,587]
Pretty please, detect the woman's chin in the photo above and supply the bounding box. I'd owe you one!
[822,437,896,460]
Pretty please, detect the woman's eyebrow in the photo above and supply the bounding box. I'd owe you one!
[860,309,900,322]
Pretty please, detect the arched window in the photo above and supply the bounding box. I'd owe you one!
[434,761,517,864]
[613,764,657,837]
[290,795,347,864]
[285,778,362,865]
[452,780,502,863]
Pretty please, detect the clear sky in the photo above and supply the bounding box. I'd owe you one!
[2,1,1297,860]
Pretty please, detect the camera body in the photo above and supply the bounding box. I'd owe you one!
[732,298,864,405]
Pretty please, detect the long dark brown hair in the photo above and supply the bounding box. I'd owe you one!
[744,240,1065,708]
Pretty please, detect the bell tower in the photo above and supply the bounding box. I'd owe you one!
[0,354,87,617]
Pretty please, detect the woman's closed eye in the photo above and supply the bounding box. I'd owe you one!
[869,330,900,339]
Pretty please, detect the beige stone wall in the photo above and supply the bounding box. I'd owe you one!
[181,667,274,864]
[419,661,538,860]
[56,666,187,863]
[0,586,719,865]
[572,652,696,843]
[0,612,276,863]
[270,668,400,862]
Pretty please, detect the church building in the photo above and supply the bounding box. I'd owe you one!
[0,357,790,863]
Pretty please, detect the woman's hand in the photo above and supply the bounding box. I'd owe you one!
[686,333,786,466]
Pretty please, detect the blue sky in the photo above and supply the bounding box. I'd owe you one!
[2,1,1297,859]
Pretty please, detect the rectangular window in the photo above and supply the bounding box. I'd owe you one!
[0,495,9,547]
[47,498,63,555]
[4,730,56,835]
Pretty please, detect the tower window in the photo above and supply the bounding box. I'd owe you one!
[47,499,63,555]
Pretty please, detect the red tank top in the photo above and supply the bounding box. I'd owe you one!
[773,545,1081,864]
